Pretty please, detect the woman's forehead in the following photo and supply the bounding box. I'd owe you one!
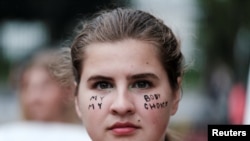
[84,39,159,59]
[81,39,166,79]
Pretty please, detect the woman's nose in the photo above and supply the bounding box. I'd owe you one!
[109,89,135,116]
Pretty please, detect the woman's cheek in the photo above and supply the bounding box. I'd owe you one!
[137,93,170,127]
[142,93,169,111]
[79,94,107,125]
[86,95,106,110]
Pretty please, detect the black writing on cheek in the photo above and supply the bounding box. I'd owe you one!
[98,103,102,109]
[144,103,148,110]
[90,96,97,101]
[88,96,105,110]
[88,104,95,110]
[144,94,161,102]
[144,101,168,110]
[149,103,156,109]
[154,94,160,100]
[100,96,104,101]
[143,94,167,110]
[144,95,150,102]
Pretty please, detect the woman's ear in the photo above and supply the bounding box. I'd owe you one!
[74,81,82,118]
[75,98,82,118]
[63,81,78,101]
[171,77,182,115]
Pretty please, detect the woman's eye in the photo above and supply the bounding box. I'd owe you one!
[132,81,151,89]
[95,81,113,89]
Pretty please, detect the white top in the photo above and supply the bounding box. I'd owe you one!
[0,121,91,141]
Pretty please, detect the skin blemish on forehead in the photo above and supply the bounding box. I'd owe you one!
[146,62,149,64]
[143,93,168,110]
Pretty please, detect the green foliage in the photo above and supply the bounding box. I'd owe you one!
[183,69,202,89]
[197,0,250,85]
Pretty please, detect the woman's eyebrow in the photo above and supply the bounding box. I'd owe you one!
[87,75,113,82]
[87,73,159,82]
[129,73,159,80]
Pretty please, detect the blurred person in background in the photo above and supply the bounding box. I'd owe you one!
[0,47,91,141]
[18,47,78,123]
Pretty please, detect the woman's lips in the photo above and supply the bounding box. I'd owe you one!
[108,122,140,136]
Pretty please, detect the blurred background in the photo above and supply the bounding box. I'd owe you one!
[0,0,249,140]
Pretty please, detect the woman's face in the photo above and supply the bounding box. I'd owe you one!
[75,39,180,141]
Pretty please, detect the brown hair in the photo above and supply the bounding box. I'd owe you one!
[71,8,184,91]
[16,48,75,90]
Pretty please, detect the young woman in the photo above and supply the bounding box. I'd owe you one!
[70,8,185,141]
